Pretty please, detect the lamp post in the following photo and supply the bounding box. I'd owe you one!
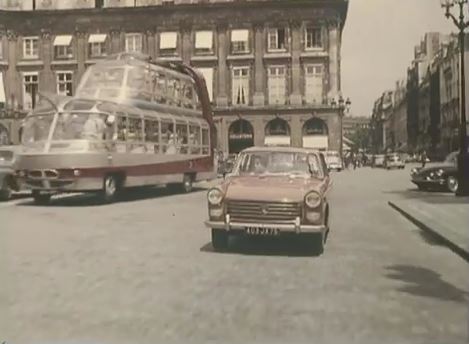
[331,95,352,162]
[441,0,469,196]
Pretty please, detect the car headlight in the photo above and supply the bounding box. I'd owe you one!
[207,188,224,205]
[410,168,418,175]
[436,169,444,177]
[305,191,321,208]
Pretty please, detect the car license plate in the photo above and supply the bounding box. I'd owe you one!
[246,227,279,236]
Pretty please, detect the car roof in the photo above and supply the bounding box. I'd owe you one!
[241,146,322,155]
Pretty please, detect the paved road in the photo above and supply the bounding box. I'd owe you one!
[1,166,468,344]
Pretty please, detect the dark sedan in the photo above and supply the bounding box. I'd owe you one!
[410,151,458,192]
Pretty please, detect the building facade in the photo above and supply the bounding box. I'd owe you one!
[342,116,370,138]
[0,0,349,153]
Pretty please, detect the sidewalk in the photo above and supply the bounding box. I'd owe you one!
[389,195,469,260]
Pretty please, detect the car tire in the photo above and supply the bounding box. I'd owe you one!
[101,174,120,203]
[32,191,51,205]
[211,228,229,252]
[417,184,427,191]
[182,174,194,193]
[0,179,12,202]
[447,176,458,193]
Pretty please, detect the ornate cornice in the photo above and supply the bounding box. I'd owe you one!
[288,20,302,30]
[75,30,87,39]
[179,19,193,34]
[110,28,121,37]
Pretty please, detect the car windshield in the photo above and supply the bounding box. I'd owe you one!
[235,151,323,178]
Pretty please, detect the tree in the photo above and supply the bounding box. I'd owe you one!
[347,126,371,152]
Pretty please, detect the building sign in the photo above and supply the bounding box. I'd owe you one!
[229,133,253,140]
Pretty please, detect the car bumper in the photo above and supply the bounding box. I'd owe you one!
[411,178,446,186]
[204,220,327,234]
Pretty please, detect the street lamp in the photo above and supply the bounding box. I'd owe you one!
[331,95,351,162]
[441,0,469,196]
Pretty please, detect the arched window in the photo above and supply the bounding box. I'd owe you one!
[228,119,254,154]
[264,118,291,146]
[302,117,328,150]
[0,123,10,145]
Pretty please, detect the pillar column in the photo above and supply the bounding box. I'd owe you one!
[76,30,87,84]
[327,111,340,151]
[289,20,302,105]
[146,29,156,60]
[253,22,265,106]
[6,30,19,109]
[216,23,228,107]
[291,115,303,147]
[328,20,339,99]
[39,29,54,94]
[110,28,122,55]
[253,117,265,146]
[180,21,192,64]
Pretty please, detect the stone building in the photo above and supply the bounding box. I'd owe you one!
[0,0,349,152]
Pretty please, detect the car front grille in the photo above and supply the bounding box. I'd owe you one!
[27,169,59,179]
[227,201,301,223]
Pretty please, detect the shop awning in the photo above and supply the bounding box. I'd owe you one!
[0,72,5,104]
[195,31,213,49]
[88,34,107,43]
[160,32,178,49]
[53,35,73,46]
[231,29,249,42]
[302,135,328,149]
[264,135,291,146]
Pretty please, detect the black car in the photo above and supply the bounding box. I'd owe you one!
[410,151,459,192]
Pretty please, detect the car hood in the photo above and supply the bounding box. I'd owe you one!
[416,163,455,175]
[224,175,323,202]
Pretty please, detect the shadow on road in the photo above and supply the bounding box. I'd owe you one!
[200,236,322,258]
[16,186,207,207]
[416,229,447,247]
[385,264,469,303]
[383,188,468,204]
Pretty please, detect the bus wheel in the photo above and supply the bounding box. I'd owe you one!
[32,191,51,205]
[102,175,120,203]
[182,174,194,193]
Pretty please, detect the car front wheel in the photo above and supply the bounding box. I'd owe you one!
[447,176,458,193]
[211,229,229,252]
[0,178,12,201]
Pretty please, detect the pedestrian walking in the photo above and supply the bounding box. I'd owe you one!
[421,150,427,168]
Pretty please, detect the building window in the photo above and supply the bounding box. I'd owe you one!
[56,72,73,96]
[194,30,213,54]
[305,27,322,50]
[304,65,324,104]
[125,33,143,53]
[267,28,287,51]
[53,35,73,59]
[197,68,213,102]
[268,66,286,105]
[88,34,107,58]
[232,67,250,106]
[231,29,249,54]
[23,37,39,59]
[22,73,39,110]
[159,31,178,55]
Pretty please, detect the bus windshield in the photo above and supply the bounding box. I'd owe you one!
[22,114,55,144]
[52,113,110,141]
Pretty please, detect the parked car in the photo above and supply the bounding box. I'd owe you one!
[372,154,385,168]
[0,145,21,201]
[384,153,405,169]
[410,151,459,192]
[325,150,343,171]
[204,146,332,255]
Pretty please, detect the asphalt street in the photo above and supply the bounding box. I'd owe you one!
[1,165,468,344]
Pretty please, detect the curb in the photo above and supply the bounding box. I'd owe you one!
[388,201,469,262]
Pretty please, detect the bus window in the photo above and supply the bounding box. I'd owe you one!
[167,77,182,106]
[127,66,152,102]
[153,71,166,104]
[144,119,159,154]
[117,114,127,141]
[176,122,188,154]
[161,121,176,154]
[183,83,194,109]
[128,116,144,153]
[189,124,201,155]
[202,127,209,155]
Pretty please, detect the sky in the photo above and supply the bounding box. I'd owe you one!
[341,0,456,117]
